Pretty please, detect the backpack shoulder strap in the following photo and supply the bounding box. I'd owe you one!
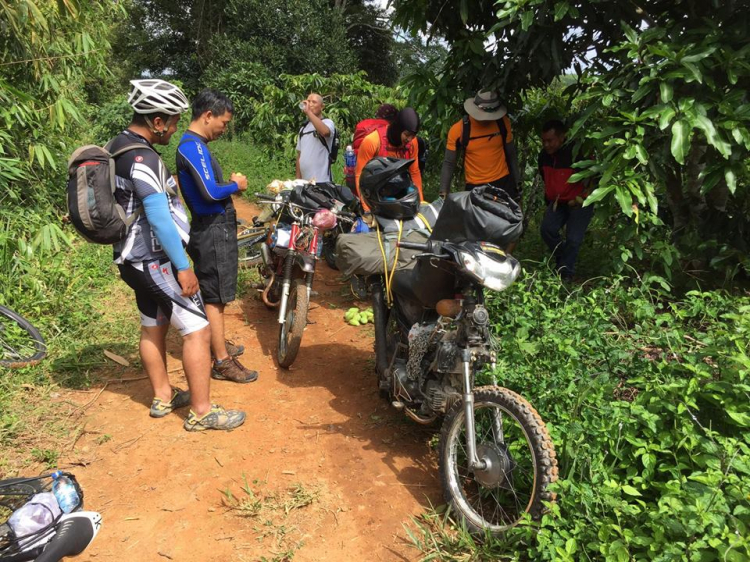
[108,142,176,198]
[375,127,388,157]
[497,117,507,151]
[109,143,152,159]
[299,121,312,136]
[458,115,471,151]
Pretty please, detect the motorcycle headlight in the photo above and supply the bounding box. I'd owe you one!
[459,250,520,292]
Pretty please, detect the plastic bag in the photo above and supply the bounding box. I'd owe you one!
[8,492,60,537]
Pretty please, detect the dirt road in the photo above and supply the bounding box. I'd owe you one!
[64,197,441,561]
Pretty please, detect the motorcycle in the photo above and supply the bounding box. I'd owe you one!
[369,238,558,534]
[0,473,101,562]
[255,192,348,368]
[320,196,361,271]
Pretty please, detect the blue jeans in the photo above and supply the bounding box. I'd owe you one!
[540,201,594,278]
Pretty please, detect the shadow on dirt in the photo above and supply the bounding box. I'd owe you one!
[239,295,443,509]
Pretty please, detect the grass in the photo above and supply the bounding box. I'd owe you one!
[220,474,323,560]
[405,509,516,562]
[0,242,140,475]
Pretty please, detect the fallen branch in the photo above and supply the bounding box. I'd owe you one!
[68,383,109,418]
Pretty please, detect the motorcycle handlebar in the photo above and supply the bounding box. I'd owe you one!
[397,241,430,251]
[255,193,278,202]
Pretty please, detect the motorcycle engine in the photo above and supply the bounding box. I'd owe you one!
[389,359,419,402]
[425,379,461,414]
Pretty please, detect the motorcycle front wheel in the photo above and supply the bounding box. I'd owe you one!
[439,386,558,534]
[277,279,309,369]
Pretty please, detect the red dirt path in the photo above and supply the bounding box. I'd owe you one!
[63,196,441,562]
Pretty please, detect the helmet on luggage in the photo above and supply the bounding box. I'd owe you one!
[359,157,419,220]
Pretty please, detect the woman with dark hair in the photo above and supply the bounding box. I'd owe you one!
[354,108,423,209]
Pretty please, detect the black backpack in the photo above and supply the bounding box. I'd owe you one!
[66,142,153,244]
[455,115,508,156]
[299,121,340,166]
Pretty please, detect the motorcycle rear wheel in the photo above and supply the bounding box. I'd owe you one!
[439,386,558,534]
[277,279,309,369]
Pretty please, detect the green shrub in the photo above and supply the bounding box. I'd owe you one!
[432,272,750,561]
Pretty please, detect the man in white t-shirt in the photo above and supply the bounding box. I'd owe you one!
[295,93,335,182]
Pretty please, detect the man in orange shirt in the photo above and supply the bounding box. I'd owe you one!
[439,90,521,203]
[354,108,423,210]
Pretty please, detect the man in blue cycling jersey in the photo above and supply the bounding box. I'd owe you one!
[113,79,245,431]
[176,89,259,384]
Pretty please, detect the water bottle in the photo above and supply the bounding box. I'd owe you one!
[51,471,79,514]
[344,145,356,168]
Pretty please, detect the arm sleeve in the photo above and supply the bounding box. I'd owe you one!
[446,121,461,152]
[178,140,239,203]
[440,149,458,195]
[142,193,190,271]
[408,138,423,199]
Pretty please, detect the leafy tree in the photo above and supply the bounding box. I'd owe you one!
[333,0,399,86]
[247,72,406,156]
[111,0,226,90]
[117,0,355,89]
[0,0,118,299]
[394,0,750,279]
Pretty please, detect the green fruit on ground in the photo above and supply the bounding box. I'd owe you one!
[350,319,360,326]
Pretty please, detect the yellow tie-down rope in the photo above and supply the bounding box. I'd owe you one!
[416,212,432,234]
[375,219,403,307]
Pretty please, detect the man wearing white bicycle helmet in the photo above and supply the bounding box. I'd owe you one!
[111,78,246,432]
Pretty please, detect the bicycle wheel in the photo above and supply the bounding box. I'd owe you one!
[439,386,557,534]
[0,305,47,368]
[277,279,308,369]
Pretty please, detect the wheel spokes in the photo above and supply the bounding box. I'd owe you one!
[450,402,536,528]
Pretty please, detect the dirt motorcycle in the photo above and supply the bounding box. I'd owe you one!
[255,191,352,368]
[368,237,558,534]
[0,473,101,562]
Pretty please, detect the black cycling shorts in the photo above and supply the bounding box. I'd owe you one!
[187,208,239,304]
[466,175,522,204]
[119,259,209,336]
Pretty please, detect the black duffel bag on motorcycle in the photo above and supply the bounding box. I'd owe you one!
[429,185,523,247]
[288,182,356,211]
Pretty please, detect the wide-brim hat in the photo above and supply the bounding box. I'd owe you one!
[464,90,507,121]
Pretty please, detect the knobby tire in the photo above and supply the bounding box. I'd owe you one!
[277,279,308,369]
[439,386,558,534]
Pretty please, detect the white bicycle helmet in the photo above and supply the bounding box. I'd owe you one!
[128,79,189,115]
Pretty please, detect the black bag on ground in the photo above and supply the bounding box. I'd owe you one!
[66,143,151,244]
[429,185,523,247]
